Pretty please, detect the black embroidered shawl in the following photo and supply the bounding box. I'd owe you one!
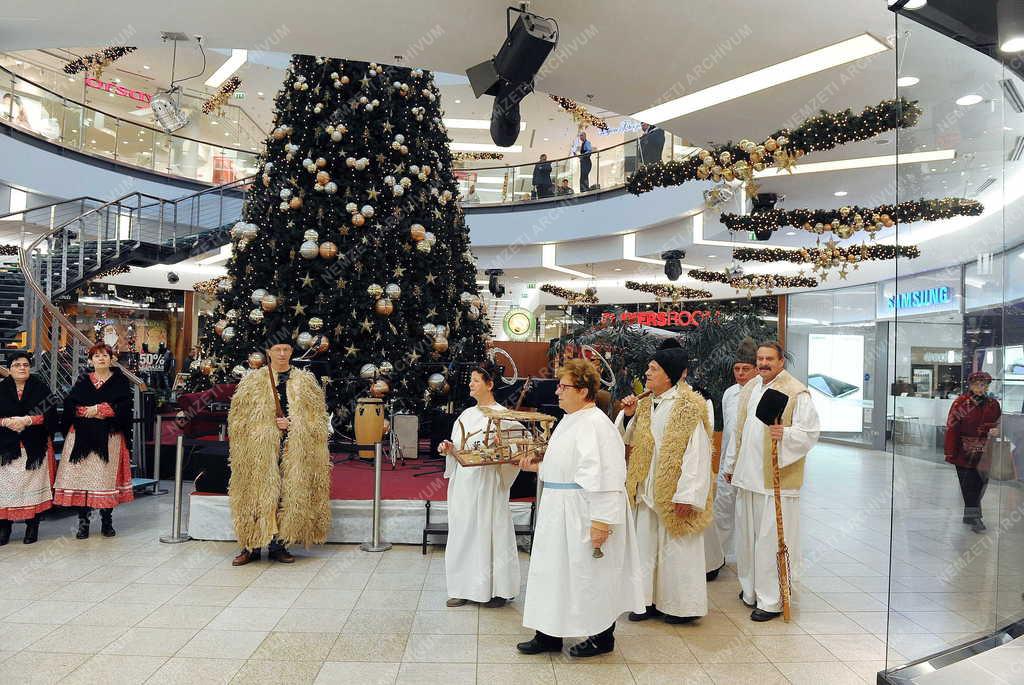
[62,368,133,463]
[0,374,58,469]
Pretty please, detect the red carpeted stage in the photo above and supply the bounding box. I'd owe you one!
[187,456,535,546]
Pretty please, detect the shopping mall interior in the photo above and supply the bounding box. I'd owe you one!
[0,1,1022,683]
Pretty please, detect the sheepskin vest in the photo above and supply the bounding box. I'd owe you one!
[734,370,808,491]
[227,366,331,549]
[625,383,714,537]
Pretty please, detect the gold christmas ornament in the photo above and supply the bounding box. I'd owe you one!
[352,213,366,227]
[214,319,228,336]
[261,293,279,311]
[410,224,426,241]
[370,379,391,398]
[367,283,383,299]
[289,196,303,210]
[248,352,266,369]
[309,317,324,331]
[374,298,394,316]
[319,241,338,259]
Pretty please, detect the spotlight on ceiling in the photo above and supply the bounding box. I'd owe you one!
[466,4,558,147]
[661,250,685,281]
[998,0,1024,52]
[751,193,779,241]
[150,90,190,132]
[485,268,506,298]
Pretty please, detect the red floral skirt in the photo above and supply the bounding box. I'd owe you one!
[0,442,56,520]
[53,430,133,509]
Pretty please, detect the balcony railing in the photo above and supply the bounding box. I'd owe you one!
[0,64,698,206]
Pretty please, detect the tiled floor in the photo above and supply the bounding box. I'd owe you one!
[0,442,1022,684]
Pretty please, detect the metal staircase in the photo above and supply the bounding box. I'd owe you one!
[10,175,253,394]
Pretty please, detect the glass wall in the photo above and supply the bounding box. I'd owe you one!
[881,9,1024,683]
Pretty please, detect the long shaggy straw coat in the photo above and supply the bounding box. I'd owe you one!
[228,366,331,549]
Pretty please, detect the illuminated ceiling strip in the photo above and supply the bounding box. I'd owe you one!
[444,118,526,131]
[631,33,890,124]
[451,142,523,153]
[755,149,957,178]
[542,243,590,278]
[205,49,248,88]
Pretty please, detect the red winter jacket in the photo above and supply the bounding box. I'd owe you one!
[944,393,1001,468]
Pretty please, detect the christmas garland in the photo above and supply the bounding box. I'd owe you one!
[453,151,504,161]
[624,281,713,301]
[688,269,819,295]
[64,47,137,78]
[732,243,920,264]
[0,244,17,257]
[721,198,983,238]
[548,95,609,132]
[626,98,922,195]
[203,76,243,115]
[193,276,230,296]
[540,283,599,304]
[92,264,132,279]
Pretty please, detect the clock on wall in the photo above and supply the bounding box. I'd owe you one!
[503,308,535,341]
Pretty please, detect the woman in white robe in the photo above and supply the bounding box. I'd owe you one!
[438,362,520,608]
[518,359,645,659]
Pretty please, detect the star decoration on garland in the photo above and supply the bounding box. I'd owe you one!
[624,281,714,302]
[540,284,599,304]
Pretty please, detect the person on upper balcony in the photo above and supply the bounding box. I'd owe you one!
[532,154,554,198]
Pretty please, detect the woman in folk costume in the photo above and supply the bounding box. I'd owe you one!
[54,344,135,539]
[518,359,645,658]
[616,345,714,623]
[944,371,1001,533]
[228,338,331,566]
[0,352,59,545]
[438,360,520,608]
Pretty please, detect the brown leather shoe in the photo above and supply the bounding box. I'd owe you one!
[268,548,295,564]
[232,549,260,566]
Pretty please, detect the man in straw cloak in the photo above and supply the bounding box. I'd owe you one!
[721,341,819,621]
[228,335,331,566]
[616,343,714,623]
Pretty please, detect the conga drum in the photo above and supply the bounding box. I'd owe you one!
[355,397,385,458]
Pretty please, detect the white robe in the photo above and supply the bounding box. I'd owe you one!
[700,397,725,574]
[615,387,712,618]
[522,406,645,637]
[722,375,819,613]
[711,383,744,562]
[444,404,521,603]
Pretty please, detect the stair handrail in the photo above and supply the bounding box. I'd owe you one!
[18,192,169,389]
[0,195,110,223]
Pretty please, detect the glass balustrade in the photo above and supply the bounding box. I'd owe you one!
[0,65,692,206]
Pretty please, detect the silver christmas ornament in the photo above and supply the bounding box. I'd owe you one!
[251,288,268,305]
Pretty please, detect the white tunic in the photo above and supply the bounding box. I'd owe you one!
[615,387,712,617]
[721,375,819,496]
[711,383,744,560]
[522,406,645,637]
[444,404,521,603]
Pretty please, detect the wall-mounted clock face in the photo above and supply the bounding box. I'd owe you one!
[503,308,534,340]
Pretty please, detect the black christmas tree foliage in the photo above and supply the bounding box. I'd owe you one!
[192,56,488,425]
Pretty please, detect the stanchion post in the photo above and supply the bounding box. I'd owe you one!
[360,441,392,552]
[160,434,192,544]
[152,414,162,495]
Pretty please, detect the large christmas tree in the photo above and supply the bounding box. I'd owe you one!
[194,55,488,425]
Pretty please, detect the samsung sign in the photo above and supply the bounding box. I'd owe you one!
[886,286,951,311]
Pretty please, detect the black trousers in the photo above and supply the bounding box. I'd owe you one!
[579,157,592,190]
[956,465,989,520]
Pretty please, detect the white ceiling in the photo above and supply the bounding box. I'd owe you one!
[5,0,1023,301]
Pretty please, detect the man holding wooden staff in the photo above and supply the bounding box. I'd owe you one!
[721,341,819,621]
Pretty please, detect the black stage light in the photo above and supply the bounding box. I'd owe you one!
[485,268,506,298]
[751,193,779,241]
[466,5,558,148]
[661,250,685,281]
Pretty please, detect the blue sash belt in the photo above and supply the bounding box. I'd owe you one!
[542,481,582,490]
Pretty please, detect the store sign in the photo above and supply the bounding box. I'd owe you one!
[84,77,152,105]
[600,309,719,328]
[886,286,951,312]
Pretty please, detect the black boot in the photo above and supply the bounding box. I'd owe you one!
[76,508,91,539]
[516,631,563,655]
[569,623,615,658]
[23,516,39,544]
[0,519,10,546]
[100,509,116,537]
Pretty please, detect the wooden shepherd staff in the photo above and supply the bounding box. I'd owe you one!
[770,419,793,622]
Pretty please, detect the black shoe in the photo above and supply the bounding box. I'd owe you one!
[516,633,563,655]
[76,509,91,540]
[23,517,39,544]
[751,608,782,622]
[972,519,987,533]
[481,597,507,608]
[0,520,10,546]
[738,591,755,608]
[663,614,700,624]
[99,509,115,538]
[568,638,614,658]
[628,605,662,622]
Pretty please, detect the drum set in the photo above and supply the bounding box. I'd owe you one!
[352,396,414,468]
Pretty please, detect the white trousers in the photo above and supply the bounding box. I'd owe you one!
[735,488,800,614]
[711,471,737,562]
[635,501,708,618]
